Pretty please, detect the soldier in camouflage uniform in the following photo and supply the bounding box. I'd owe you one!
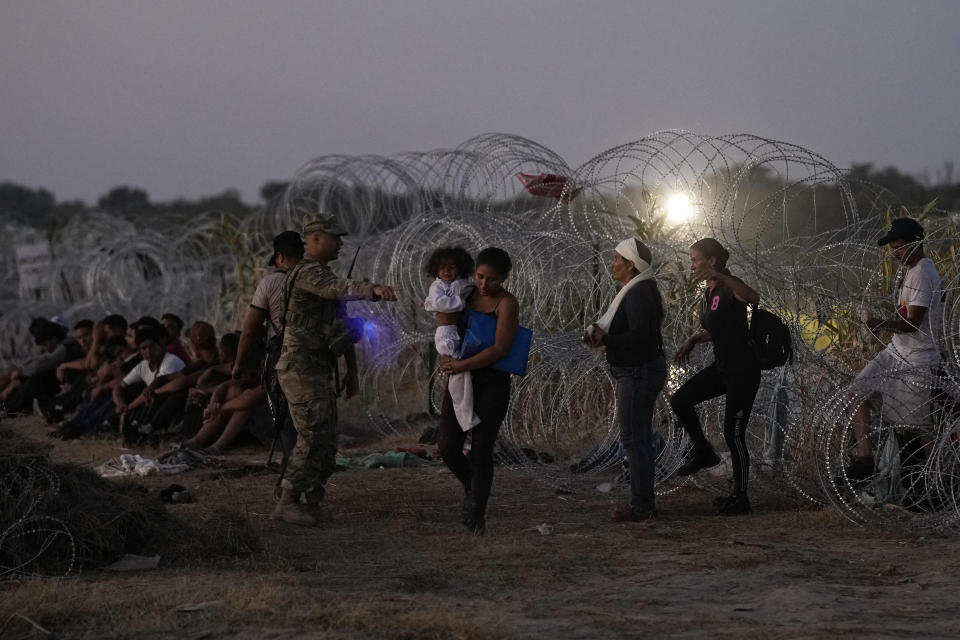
[272,214,397,526]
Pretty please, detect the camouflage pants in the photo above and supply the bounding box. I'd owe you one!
[276,362,338,503]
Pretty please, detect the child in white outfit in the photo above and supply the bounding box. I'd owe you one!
[423,247,480,430]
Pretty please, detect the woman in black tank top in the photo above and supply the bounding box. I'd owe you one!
[436,247,519,534]
[670,238,761,516]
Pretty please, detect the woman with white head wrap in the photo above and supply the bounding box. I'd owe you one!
[584,237,667,522]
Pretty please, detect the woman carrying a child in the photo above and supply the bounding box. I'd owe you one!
[434,247,519,534]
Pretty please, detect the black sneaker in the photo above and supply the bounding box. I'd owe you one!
[716,493,751,516]
[461,498,486,534]
[676,450,721,476]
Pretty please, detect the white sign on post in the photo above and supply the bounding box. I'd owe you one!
[15,241,52,300]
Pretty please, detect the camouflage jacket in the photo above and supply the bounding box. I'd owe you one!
[276,258,377,371]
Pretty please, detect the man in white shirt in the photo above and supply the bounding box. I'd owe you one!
[113,326,185,425]
[847,217,942,482]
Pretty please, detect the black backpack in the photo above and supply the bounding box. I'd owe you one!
[749,306,792,370]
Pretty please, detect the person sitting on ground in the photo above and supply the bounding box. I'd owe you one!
[55,319,95,377]
[117,316,166,375]
[2,320,84,416]
[84,337,134,398]
[137,324,225,437]
[88,318,153,402]
[72,319,94,353]
[58,315,127,382]
[160,313,192,364]
[0,319,49,404]
[177,333,239,440]
[113,326,185,442]
[186,321,218,361]
[51,336,135,439]
[43,319,96,421]
[181,336,269,455]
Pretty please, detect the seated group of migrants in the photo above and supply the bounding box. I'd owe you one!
[0,310,270,455]
[0,214,940,532]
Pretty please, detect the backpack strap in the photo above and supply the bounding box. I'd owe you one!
[279,260,310,342]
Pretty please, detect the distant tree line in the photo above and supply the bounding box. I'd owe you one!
[0,180,291,230]
[0,163,958,233]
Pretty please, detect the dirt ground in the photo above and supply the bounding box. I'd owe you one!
[2,414,960,640]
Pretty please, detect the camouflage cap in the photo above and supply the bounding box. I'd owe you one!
[302,214,348,236]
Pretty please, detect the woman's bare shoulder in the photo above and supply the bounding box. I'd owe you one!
[497,291,520,316]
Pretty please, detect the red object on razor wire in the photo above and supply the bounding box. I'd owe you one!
[516,173,582,203]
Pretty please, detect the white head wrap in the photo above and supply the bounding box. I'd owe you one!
[591,238,656,333]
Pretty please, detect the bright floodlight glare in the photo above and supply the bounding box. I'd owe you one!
[666,193,692,224]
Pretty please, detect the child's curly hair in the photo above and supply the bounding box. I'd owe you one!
[424,246,474,279]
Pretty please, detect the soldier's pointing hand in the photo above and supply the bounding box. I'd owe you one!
[373,285,399,301]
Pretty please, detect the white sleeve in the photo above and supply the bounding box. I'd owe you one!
[158,354,186,376]
[902,264,937,309]
[424,280,465,313]
[123,362,145,386]
[250,277,271,310]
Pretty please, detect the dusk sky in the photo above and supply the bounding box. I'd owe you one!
[2,1,958,204]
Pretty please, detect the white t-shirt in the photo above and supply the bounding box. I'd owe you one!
[889,257,941,364]
[250,270,287,336]
[123,352,186,386]
[424,277,473,314]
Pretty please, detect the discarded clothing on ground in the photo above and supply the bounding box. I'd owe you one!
[98,448,215,477]
[335,451,428,469]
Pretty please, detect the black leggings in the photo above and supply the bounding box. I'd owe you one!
[670,363,761,494]
[437,368,511,517]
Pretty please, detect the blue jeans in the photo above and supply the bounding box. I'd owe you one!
[612,356,668,512]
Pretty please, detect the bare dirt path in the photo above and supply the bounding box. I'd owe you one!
[3,416,960,639]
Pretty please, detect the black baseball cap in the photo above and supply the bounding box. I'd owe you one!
[269,231,305,266]
[877,217,924,246]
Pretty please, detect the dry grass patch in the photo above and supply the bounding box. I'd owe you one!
[162,506,262,564]
[306,599,503,640]
[0,577,89,620]
[786,505,854,528]
[220,578,290,615]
